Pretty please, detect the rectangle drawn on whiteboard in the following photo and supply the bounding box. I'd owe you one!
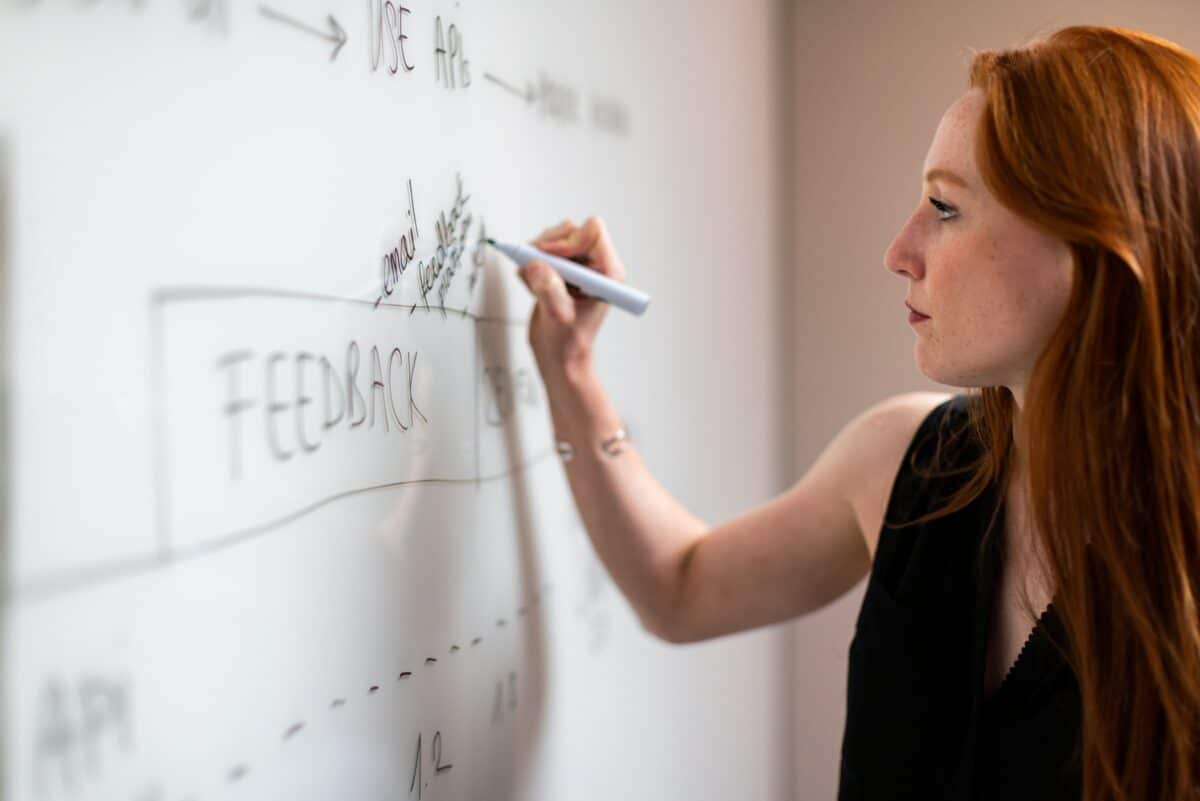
[151,289,478,555]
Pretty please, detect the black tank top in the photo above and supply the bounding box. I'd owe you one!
[837,395,1082,800]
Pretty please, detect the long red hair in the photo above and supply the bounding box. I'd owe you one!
[906,25,1200,801]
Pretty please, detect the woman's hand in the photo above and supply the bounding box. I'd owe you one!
[517,216,627,381]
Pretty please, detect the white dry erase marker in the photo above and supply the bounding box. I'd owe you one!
[487,239,651,316]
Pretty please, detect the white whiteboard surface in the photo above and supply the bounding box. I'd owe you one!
[1,2,789,799]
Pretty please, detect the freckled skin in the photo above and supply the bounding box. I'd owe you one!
[884,88,1075,394]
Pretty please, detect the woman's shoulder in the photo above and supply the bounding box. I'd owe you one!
[844,391,959,561]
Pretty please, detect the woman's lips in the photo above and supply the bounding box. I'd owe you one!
[908,310,930,324]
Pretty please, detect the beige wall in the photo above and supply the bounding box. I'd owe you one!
[787,2,1200,798]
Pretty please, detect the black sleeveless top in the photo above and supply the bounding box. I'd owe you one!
[837,395,1082,800]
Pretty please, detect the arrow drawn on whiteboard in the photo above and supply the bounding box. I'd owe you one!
[483,71,536,104]
[258,6,347,61]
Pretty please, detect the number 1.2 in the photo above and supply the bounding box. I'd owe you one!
[409,731,453,798]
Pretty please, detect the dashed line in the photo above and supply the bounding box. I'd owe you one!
[199,591,553,798]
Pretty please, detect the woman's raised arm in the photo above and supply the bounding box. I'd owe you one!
[517,217,947,642]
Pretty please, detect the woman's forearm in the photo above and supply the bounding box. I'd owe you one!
[542,362,707,640]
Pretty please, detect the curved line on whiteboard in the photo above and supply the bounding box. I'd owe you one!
[9,446,555,605]
[150,284,527,328]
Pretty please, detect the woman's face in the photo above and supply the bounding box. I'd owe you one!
[884,88,1074,400]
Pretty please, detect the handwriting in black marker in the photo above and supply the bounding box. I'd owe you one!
[481,70,584,124]
[398,671,413,680]
[33,673,133,797]
[218,350,255,480]
[413,174,473,316]
[368,346,389,432]
[368,0,414,74]
[410,733,423,798]
[434,15,470,89]
[294,352,320,452]
[406,352,427,426]
[491,672,518,724]
[590,95,631,136]
[449,645,460,653]
[536,71,581,124]
[393,347,417,429]
[220,342,433,478]
[482,72,536,103]
[425,657,437,665]
[258,5,346,60]
[368,686,380,694]
[469,219,487,296]
[265,352,293,461]
[320,354,345,430]
[433,731,453,773]
[410,731,454,799]
[346,341,367,427]
[283,722,305,740]
[380,179,420,304]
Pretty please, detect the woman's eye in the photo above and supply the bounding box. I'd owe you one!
[928,197,957,221]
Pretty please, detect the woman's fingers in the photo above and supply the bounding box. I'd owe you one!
[521,260,575,325]
[520,217,618,370]
[535,219,577,246]
[537,216,625,281]
[520,216,624,331]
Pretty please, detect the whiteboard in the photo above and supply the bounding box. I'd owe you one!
[0,2,790,799]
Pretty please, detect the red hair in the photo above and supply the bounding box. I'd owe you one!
[907,25,1200,801]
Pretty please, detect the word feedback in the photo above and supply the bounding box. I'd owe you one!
[218,342,427,479]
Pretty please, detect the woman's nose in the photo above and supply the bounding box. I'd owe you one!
[883,216,924,280]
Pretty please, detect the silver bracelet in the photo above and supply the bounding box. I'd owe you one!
[600,428,627,457]
[554,426,628,462]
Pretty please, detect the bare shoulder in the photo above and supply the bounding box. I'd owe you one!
[837,391,954,561]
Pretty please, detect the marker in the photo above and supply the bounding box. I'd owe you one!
[486,239,651,316]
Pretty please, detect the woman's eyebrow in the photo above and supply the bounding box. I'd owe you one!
[924,167,970,190]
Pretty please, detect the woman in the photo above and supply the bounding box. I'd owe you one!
[517,25,1200,801]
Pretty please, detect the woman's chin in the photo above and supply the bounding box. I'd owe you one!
[913,345,984,388]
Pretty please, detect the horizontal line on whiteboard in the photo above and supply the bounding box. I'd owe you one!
[150,284,526,327]
[7,447,555,607]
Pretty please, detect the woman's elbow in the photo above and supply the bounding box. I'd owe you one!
[637,604,706,644]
